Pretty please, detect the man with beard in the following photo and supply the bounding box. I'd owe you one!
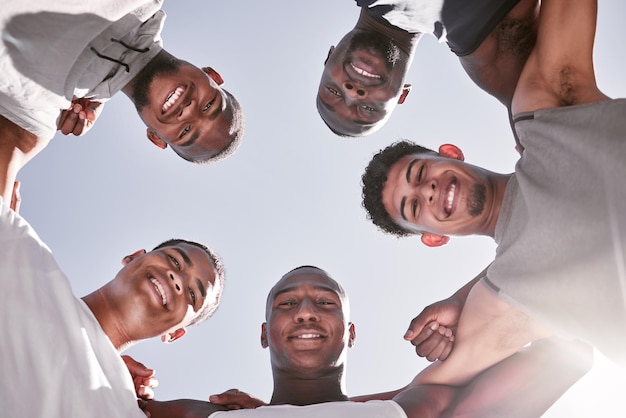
[317,0,538,137]
[361,0,626,391]
[141,266,591,418]
[0,1,244,204]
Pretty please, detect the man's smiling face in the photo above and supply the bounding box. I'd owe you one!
[317,30,411,136]
[132,60,238,162]
[381,152,495,238]
[262,267,355,376]
[110,242,219,341]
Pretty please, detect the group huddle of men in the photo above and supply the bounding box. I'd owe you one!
[1,0,624,417]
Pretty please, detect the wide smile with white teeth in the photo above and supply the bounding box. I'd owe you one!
[350,63,381,79]
[162,86,185,114]
[297,334,322,339]
[150,277,167,306]
[444,183,456,217]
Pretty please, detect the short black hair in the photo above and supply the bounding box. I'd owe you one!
[361,140,434,237]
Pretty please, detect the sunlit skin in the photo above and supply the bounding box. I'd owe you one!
[317,10,416,136]
[262,267,355,405]
[122,52,236,161]
[381,145,509,246]
[83,242,219,351]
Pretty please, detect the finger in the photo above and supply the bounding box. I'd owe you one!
[123,355,155,377]
[72,114,89,136]
[10,181,21,213]
[58,106,81,135]
[424,338,452,362]
[415,330,453,358]
[406,321,440,346]
[404,308,440,341]
[438,340,454,361]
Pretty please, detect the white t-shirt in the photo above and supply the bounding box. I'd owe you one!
[0,198,146,418]
[0,0,164,139]
[209,400,407,418]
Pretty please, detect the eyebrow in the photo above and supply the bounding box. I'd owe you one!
[273,285,338,300]
[317,95,336,113]
[400,197,407,221]
[173,247,193,267]
[195,277,207,298]
[406,159,419,183]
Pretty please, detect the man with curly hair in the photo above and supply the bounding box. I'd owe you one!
[361,0,626,392]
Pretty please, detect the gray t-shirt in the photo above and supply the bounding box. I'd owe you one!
[486,99,626,365]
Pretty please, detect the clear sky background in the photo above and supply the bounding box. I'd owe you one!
[18,1,626,416]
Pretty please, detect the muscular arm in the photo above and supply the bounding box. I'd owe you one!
[512,0,607,114]
[409,280,551,387]
[395,337,592,418]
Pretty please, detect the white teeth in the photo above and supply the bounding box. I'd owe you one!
[350,63,381,79]
[297,334,321,339]
[162,86,184,113]
[446,184,456,212]
[150,278,167,306]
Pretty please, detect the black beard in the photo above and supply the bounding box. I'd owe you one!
[347,31,400,70]
[131,54,181,111]
[467,184,486,217]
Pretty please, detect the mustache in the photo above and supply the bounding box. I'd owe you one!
[288,323,327,335]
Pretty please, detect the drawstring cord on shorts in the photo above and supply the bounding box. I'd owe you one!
[89,38,150,73]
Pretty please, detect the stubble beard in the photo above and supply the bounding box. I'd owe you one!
[467,184,486,217]
[347,31,401,70]
[131,54,181,111]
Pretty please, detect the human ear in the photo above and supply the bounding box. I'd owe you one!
[348,323,356,348]
[122,249,146,265]
[398,84,411,104]
[421,233,450,247]
[438,144,465,161]
[146,129,167,149]
[324,46,335,65]
[161,327,186,344]
[261,323,269,348]
[202,67,224,86]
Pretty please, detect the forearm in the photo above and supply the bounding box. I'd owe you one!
[144,399,227,418]
[0,115,45,202]
[441,338,593,418]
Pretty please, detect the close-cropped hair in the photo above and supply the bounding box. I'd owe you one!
[188,89,245,165]
[153,238,225,326]
[361,140,434,237]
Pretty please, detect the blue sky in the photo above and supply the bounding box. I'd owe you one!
[18,1,626,416]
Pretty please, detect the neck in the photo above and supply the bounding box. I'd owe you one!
[269,368,348,406]
[81,288,133,352]
[121,49,176,99]
[485,173,512,238]
[354,8,421,56]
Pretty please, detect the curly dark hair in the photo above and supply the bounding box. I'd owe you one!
[361,140,434,237]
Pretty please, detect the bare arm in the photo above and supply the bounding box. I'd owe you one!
[409,280,551,387]
[393,337,592,418]
[143,399,227,418]
[0,115,47,204]
[512,0,607,114]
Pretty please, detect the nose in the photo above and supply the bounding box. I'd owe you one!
[295,299,319,323]
[168,271,185,295]
[418,179,437,206]
[343,81,367,100]
[177,98,198,120]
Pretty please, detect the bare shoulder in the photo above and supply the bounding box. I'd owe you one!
[511,0,608,115]
[459,0,539,107]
